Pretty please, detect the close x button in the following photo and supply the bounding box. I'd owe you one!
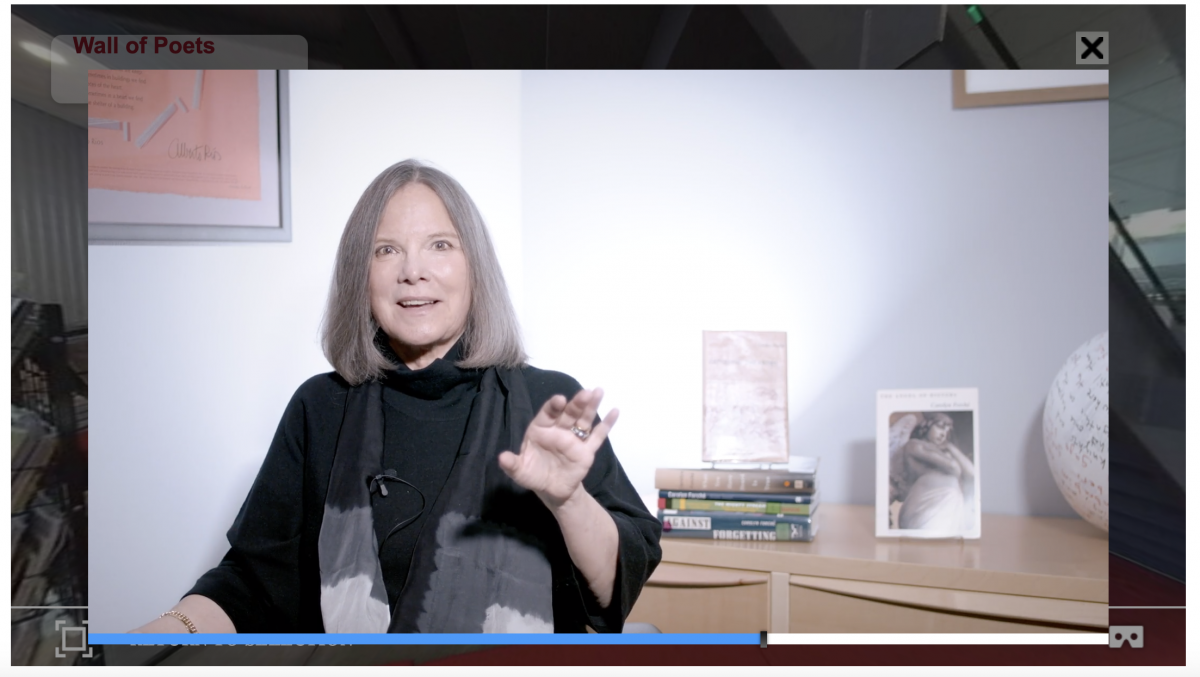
[1077,32,1109,65]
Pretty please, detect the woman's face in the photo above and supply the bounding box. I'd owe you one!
[368,183,471,369]
[928,419,951,446]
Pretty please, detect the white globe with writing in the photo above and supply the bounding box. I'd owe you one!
[1043,331,1109,531]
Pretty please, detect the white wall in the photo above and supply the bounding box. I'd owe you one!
[519,71,1108,519]
[88,71,523,632]
[91,70,1108,632]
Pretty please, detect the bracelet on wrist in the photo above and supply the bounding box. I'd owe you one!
[160,609,198,634]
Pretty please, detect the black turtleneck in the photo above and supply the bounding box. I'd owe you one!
[187,339,663,633]
[372,337,481,610]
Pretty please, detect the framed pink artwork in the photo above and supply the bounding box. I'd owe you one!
[87,70,291,242]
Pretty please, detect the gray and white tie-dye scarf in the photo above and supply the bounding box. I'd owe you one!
[317,366,557,633]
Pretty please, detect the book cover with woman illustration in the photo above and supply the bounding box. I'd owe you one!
[876,389,980,538]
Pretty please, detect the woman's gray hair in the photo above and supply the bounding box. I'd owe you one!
[321,159,526,384]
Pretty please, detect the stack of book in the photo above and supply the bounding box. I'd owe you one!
[655,458,819,542]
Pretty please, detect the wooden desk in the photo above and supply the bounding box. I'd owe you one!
[627,504,1108,633]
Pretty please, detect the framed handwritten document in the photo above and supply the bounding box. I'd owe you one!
[88,70,291,242]
[702,331,789,463]
[877,388,981,539]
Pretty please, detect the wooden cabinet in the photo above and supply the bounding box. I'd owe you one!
[629,504,1108,634]
[625,563,769,633]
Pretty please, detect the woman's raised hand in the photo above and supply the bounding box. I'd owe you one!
[498,388,619,510]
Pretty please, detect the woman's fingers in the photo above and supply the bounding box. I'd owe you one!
[497,450,520,475]
[494,448,523,475]
[585,407,619,449]
[532,394,568,429]
[526,388,619,456]
[574,387,603,431]
[498,449,541,489]
[555,387,607,434]
[554,388,594,430]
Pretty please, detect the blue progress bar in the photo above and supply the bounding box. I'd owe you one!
[90,633,760,645]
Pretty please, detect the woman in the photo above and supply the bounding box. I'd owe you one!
[897,413,975,533]
[133,160,662,633]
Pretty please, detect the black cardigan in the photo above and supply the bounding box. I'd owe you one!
[187,361,662,633]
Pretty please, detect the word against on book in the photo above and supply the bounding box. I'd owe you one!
[662,515,711,530]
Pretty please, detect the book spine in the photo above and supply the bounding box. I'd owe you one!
[660,529,790,542]
[662,498,814,516]
[659,510,813,527]
[655,468,815,493]
[658,521,816,542]
[659,490,817,504]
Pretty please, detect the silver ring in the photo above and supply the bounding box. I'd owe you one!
[570,425,590,440]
